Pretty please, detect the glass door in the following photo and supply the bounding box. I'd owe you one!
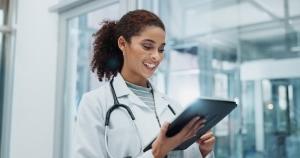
[262,78,300,158]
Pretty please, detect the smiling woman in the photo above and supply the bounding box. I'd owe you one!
[118,26,165,87]
[73,9,215,158]
[91,10,165,83]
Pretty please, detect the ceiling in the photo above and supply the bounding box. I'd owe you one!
[169,0,300,61]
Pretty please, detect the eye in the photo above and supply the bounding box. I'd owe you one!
[158,49,164,53]
[142,44,153,50]
[158,46,165,53]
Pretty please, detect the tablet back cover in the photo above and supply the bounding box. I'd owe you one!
[143,98,237,152]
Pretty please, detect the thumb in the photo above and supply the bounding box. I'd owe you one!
[158,122,170,139]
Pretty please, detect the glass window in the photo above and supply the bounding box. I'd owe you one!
[168,72,200,106]
[66,3,120,106]
[151,0,300,158]
[62,3,120,158]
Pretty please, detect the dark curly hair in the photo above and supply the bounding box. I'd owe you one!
[91,9,165,81]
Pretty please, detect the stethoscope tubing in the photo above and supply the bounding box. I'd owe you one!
[104,77,176,158]
[104,78,143,158]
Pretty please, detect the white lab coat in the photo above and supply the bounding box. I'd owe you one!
[73,73,214,158]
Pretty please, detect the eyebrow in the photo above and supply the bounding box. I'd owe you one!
[142,39,166,46]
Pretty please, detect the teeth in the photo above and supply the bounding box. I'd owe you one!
[144,63,156,68]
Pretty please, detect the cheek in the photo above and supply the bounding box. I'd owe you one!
[127,50,144,66]
[159,54,164,62]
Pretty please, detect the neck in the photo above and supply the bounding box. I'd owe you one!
[120,69,148,87]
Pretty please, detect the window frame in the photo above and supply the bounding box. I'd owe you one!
[0,0,17,157]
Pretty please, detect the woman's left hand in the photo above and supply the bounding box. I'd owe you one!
[196,131,215,157]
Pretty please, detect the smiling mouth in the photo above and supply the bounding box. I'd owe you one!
[143,62,157,70]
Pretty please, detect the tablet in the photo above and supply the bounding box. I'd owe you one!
[143,97,237,152]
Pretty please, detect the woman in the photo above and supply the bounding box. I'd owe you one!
[73,9,215,158]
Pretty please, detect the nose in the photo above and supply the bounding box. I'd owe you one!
[151,50,161,62]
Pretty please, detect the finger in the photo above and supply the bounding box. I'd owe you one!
[183,118,206,138]
[176,117,200,138]
[158,122,170,140]
[185,120,205,138]
[200,136,215,144]
[200,131,214,140]
[190,120,204,134]
[185,124,205,140]
[185,117,201,130]
[187,119,206,135]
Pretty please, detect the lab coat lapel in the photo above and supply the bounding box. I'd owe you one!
[111,74,130,97]
[152,86,170,116]
[112,73,150,110]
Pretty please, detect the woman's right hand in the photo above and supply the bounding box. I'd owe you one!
[151,117,205,158]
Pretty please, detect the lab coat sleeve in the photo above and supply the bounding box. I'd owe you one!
[204,151,215,158]
[183,143,215,158]
[136,150,155,158]
[137,146,215,158]
[73,93,108,158]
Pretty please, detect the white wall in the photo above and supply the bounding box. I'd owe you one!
[9,0,58,157]
[241,58,300,80]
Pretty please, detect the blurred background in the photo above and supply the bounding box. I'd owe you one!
[1,0,300,158]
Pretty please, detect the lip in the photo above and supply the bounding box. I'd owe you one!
[144,63,156,68]
[143,62,157,71]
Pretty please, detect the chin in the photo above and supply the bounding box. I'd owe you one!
[143,74,152,79]
[142,72,154,79]
[140,67,157,79]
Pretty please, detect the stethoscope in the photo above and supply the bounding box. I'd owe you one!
[104,77,176,158]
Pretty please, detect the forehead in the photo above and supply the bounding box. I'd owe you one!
[132,26,166,44]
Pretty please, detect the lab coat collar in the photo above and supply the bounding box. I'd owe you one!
[153,89,170,116]
[149,80,170,116]
[112,73,169,115]
[112,73,149,109]
[111,73,131,98]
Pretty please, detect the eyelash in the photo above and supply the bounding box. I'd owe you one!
[142,45,164,53]
[159,49,164,53]
[143,45,152,50]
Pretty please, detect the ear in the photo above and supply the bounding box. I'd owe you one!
[117,36,127,52]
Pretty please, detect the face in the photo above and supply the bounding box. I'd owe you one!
[119,26,166,81]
